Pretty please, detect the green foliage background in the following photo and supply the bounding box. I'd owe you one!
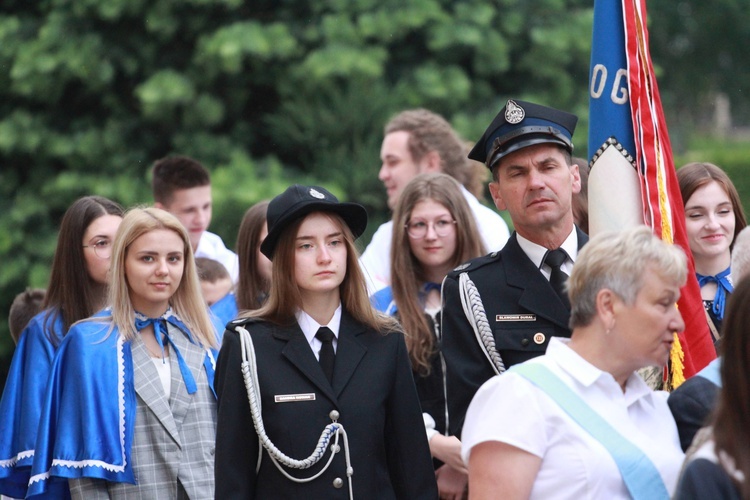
[1,0,749,383]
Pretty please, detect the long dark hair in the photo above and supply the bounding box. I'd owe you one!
[678,162,747,249]
[390,173,486,374]
[43,195,124,346]
[235,200,270,311]
[713,277,750,497]
[247,212,398,334]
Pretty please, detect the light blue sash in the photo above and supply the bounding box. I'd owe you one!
[511,363,669,500]
[694,357,722,387]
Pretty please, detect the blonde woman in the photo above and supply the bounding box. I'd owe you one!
[464,227,686,499]
[29,207,218,498]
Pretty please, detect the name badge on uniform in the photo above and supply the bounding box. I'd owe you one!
[496,314,536,322]
[274,393,316,403]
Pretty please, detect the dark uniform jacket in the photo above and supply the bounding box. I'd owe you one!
[441,229,588,437]
[667,375,720,451]
[214,310,438,499]
[675,457,742,500]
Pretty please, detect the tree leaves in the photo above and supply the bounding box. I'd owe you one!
[0,0,595,368]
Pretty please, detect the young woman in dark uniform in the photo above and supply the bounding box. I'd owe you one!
[214,184,437,499]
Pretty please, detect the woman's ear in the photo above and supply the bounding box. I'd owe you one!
[596,288,617,330]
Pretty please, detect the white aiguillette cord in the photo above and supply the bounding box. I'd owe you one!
[236,325,355,499]
[458,272,505,375]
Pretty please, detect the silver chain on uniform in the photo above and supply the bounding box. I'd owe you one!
[236,325,355,499]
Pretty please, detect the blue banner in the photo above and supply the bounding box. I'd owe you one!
[588,0,634,160]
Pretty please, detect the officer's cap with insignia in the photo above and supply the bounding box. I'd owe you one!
[260,184,368,259]
[468,99,578,171]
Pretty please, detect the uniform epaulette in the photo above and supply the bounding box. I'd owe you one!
[227,316,262,330]
[448,250,501,277]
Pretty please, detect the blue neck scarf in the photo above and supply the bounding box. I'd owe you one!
[418,282,442,308]
[134,309,197,394]
[696,267,733,321]
[27,309,219,496]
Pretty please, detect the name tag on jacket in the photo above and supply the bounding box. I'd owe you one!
[274,393,316,403]
[496,314,536,322]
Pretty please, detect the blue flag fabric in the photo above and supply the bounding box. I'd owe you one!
[588,0,634,160]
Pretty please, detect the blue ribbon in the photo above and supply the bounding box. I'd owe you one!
[511,363,670,499]
[696,267,733,321]
[134,310,198,394]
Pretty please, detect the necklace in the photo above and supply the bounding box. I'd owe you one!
[145,342,169,359]
[142,334,169,359]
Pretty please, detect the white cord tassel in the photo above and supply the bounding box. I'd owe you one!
[458,273,505,375]
[236,325,355,499]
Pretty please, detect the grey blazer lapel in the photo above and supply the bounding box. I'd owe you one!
[166,323,206,438]
[132,335,181,443]
[332,314,367,398]
[277,324,337,403]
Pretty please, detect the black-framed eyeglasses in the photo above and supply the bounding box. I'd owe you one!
[405,219,457,239]
[83,239,113,259]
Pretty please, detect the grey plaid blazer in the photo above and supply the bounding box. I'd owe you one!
[70,323,217,499]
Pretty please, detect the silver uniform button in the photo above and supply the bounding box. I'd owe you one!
[333,477,344,489]
[329,410,340,421]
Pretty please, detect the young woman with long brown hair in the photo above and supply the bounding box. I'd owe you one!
[371,173,486,499]
[214,184,437,499]
[0,195,123,499]
[678,162,747,339]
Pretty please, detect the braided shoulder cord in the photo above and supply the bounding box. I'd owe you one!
[236,325,355,498]
[457,273,506,375]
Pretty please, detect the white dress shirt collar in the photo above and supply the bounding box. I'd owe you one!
[516,227,578,278]
[296,305,342,357]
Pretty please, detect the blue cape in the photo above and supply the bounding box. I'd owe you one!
[209,292,238,334]
[26,311,217,497]
[370,283,441,316]
[370,286,398,315]
[0,310,64,499]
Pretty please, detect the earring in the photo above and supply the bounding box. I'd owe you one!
[605,319,616,335]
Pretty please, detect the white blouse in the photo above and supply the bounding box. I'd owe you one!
[462,338,684,499]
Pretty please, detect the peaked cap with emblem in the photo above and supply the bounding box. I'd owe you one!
[469,99,578,170]
[261,184,368,259]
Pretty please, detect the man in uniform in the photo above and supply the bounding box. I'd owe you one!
[441,99,588,436]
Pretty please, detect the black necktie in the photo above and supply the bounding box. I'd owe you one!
[544,248,570,309]
[315,327,336,384]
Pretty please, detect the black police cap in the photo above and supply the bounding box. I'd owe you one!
[260,185,368,260]
[468,99,578,170]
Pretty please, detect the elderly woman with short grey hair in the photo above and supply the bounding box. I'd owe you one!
[462,226,687,500]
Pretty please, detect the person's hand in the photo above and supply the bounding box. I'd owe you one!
[429,434,468,473]
[435,464,468,500]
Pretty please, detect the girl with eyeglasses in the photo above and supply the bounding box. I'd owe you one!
[371,173,486,500]
[0,196,124,499]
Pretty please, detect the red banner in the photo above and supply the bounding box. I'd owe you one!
[589,0,716,387]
